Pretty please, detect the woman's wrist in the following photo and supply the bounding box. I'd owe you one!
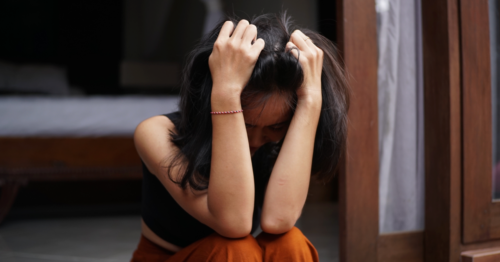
[297,92,322,112]
[211,88,242,112]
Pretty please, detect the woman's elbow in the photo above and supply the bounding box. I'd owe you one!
[215,217,253,238]
[260,216,296,235]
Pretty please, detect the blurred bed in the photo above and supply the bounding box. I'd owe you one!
[0,62,180,222]
[0,95,180,223]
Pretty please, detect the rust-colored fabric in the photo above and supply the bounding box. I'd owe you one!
[131,227,319,262]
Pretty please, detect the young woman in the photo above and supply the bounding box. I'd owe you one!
[131,13,349,262]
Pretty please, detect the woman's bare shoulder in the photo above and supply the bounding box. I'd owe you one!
[134,115,178,176]
[135,115,176,135]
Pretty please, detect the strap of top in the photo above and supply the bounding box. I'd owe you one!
[164,111,181,124]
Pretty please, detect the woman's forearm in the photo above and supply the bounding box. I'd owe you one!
[207,91,255,235]
[261,98,322,234]
[203,19,264,237]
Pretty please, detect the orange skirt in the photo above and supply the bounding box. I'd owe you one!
[131,227,319,262]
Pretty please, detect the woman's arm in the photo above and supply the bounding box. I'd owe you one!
[135,20,265,239]
[260,30,324,234]
[206,19,265,237]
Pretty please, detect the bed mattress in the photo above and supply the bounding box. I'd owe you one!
[0,95,180,137]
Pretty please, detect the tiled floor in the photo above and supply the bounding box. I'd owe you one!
[0,202,338,262]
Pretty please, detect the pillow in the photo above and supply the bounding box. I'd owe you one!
[0,61,70,95]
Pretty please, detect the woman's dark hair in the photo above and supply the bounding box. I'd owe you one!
[167,12,350,191]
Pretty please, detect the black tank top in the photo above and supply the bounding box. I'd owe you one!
[141,112,272,247]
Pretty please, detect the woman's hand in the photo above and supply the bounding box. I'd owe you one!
[287,30,324,105]
[209,20,265,101]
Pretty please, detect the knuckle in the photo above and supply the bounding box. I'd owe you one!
[237,47,247,56]
[228,41,237,49]
[317,50,324,59]
[245,52,254,60]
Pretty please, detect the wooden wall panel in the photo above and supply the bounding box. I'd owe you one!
[0,138,141,168]
[490,203,500,239]
[421,0,461,261]
[460,0,494,244]
[378,231,424,262]
[336,0,379,261]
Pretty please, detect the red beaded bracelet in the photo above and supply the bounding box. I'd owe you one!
[210,109,243,115]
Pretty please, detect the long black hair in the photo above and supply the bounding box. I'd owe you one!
[167,12,350,191]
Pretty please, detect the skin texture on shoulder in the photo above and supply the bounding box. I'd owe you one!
[134,115,173,177]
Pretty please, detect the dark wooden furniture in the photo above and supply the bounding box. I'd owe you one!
[0,137,142,223]
[462,247,500,262]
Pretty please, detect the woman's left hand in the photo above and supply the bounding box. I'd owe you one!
[287,30,323,105]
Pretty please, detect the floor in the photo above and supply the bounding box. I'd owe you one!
[0,202,338,262]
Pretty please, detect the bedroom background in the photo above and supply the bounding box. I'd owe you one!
[0,0,340,261]
[0,0,324,218]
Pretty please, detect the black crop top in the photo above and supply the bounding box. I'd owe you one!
[141,112,272,247]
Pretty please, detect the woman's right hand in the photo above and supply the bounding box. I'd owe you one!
[209,20,265,100]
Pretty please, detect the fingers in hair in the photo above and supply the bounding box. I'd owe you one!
[251,38,265,52]
[231,19,250,40]
[290,30,314,53]
[242,24,258,45]
[286,41,300,59]
[218,21,235,40]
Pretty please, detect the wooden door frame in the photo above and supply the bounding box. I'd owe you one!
[461,0,499,244]
[421,0,462,261]
[423,0,500,260]
[336,0,426,261]
[336,0,379,261]
[337,0,500,261]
